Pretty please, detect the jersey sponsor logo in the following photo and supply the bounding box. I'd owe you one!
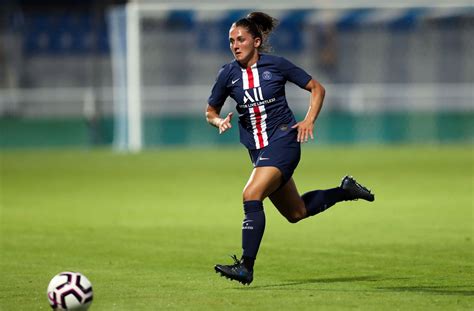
[243,87,264,104]
[238,97,275,109]
[231,78,240,84]
[262,71,272,80]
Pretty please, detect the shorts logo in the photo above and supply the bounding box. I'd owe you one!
[262,71,272,80]
[280,124,288,131]
[242,220,254,230]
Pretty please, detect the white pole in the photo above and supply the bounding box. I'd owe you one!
[126,2,142,152]
[108,6,128,151]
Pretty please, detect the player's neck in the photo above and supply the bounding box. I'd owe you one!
[240,52,260,69]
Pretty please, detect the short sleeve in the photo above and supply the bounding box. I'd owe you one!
[208,66,230,107]
[278,57,312,89]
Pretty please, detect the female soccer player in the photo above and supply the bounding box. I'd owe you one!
[206,12,375,285]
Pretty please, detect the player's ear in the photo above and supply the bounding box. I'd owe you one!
[254,37,262,48]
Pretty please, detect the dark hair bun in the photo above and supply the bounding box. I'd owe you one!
[234,12,278,52]
[247,12,277,35]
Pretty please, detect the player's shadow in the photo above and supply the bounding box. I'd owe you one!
[238,275,389,290]
[237,276,474,296]
[377,285,474,296]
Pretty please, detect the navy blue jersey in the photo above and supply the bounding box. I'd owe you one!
[208,54,312,150]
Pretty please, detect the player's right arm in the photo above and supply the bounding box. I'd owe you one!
[207,64,233,134]
[206,105,233,134]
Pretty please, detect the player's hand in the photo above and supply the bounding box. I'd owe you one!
[218,112,233,134]
[292,119,314,143]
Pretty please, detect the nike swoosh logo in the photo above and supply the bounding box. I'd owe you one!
[259,157,270,161]
[232,78,240,84]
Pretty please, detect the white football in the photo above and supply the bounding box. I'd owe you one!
[47,271,93,310]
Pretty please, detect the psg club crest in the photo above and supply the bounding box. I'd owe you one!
[262,71,272,80]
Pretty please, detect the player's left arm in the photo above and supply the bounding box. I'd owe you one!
[292,79,325,143]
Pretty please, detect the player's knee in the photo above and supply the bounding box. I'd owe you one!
[286,215,301,224]
[285,209,306,224]
[242,186,263,201]
[286,215,300,223]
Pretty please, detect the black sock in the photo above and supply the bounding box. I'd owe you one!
[241,256,255,271]
[241,200,265,270]
[302,187,348,217]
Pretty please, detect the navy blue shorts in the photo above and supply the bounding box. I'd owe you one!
[248,130,301,186]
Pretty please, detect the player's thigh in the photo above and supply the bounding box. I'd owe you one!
[269,178,305,218]
[243,166,283,201]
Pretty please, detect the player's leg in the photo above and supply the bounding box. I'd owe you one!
[241,166,284,267]
[214,166,282,285]
[242,166,283,201]
[268,178,306,223]
[269,177,346,223]
[270,176,375,223]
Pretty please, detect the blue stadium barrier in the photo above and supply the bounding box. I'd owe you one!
[22,12,109,55]
[19,7,474,55]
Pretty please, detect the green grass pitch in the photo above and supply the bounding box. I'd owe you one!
[1,145,473,310]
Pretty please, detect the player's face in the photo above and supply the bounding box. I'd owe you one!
[229,25,261,67]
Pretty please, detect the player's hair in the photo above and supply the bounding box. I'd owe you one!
[235,12,278,52]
